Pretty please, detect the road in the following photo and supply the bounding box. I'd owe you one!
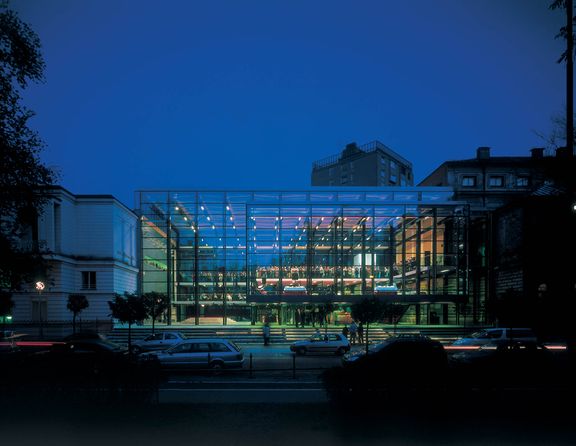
[156,342,345,402]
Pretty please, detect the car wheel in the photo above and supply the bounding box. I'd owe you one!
[297,347,306,355]
[210,361,224,370]
[336,347,346,356]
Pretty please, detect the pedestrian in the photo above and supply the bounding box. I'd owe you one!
[349,320,358,345]
[262,322,271,346]
[357,322,364,344]
[342,325,349,339]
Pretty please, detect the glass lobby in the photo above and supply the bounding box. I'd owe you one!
[137,189,469,326]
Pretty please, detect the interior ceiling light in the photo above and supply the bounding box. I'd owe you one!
[175,206,179,211]
[201,206,204,211]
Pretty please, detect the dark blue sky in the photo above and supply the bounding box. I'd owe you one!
[13,0,570,207]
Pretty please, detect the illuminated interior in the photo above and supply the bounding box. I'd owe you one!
[137,189,469,326]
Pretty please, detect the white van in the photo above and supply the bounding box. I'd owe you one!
[452,328,537,346]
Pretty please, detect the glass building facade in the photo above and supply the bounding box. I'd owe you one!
[136,188,470,326]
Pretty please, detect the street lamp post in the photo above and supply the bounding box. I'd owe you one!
[35,281,45,339]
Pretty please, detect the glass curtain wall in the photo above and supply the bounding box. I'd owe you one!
[137,189,469,325]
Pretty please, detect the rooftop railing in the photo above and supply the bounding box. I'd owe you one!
[312,140,413,170]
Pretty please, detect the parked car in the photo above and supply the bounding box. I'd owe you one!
[450,340,552,366]
[342,333,447,371]
[62,331,110,342]
[132,331,187,354]
[141,338,244,370]
[38,339,128,367]
[451,328,537,347]
[7,338,130,385]
[323,334,448,401]
[449,340,557,389]
[290,333,350,356]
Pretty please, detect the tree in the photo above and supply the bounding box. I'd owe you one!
[382,302,406,334]
[0,290,15,333]
[550,0,575,155]
[322,302,334,329]
[535,112,576,152]
[0,6,56,292]
[142,292,168,334]
[66,293,89,334]
[108,292,148,354]
[351,298,387,354]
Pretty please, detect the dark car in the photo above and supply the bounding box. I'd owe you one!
[62,331,110,342]
[323,334,448,401]
[22,338,130,385]
[343,334,447,375]
[449,340,557,390]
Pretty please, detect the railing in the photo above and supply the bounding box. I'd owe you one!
[312,140,413,170]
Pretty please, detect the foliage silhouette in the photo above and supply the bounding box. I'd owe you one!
[66,294,89,334]
[142,292,168,334]
[108,292,148,354]
[0,6,56,292]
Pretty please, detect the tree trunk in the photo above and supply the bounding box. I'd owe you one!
[152,315,156,334]
[365,323,370,354]
[128,322,132,357]
[72,314,76,334]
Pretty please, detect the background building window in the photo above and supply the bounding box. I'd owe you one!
[516,176,529,187]
[81,271,97,290]
[461,176,477,187]
[488,176,504,187]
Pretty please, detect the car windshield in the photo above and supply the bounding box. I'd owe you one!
[467,331,490,339]
[228,341,241,352]
[368,338,395,352]
[98,339,126,350]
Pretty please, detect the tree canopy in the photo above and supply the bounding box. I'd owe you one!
[67,293,89,334]
[108,292,148,352]
[0,6,56,291]
[142,292,168,333]
[351,298,388,353]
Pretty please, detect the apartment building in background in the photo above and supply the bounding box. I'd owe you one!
[311,141,414,187]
